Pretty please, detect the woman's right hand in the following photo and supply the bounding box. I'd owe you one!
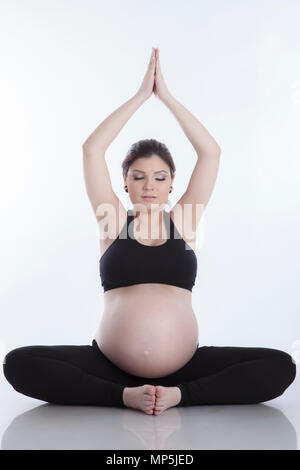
[136,48,156,101]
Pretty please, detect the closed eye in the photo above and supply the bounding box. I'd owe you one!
[134,177,166,181]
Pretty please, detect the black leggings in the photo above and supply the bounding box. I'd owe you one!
[3,339,296,408]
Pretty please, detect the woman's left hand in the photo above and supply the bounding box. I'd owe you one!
[153,48,172,102]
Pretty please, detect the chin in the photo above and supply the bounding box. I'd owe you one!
[134,202,161,212]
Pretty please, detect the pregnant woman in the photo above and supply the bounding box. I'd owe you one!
[3,48,296,415]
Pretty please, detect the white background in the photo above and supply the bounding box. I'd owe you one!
[1,0,300,439]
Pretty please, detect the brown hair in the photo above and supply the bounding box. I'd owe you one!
[122,138,176,179]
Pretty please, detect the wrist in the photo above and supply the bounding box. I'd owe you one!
[161,92,174,106]
[134,92,148,105]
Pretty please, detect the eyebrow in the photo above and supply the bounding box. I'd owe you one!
[131,169,168,174]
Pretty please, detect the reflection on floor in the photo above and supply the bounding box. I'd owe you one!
[0,375,299,450]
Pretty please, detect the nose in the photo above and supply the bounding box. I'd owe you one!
[143,180,154,190]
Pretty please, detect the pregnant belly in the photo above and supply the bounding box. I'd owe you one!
[95,286,199,378]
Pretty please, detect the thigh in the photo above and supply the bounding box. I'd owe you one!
[153,344,293,386]
[4,339,145,387]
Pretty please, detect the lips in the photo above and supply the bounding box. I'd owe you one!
[142,196,157,199]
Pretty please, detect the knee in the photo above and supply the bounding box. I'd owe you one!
[250,349,296,403]
[3,346,35,391]
[269,349,297,391]
[282,352,296,385]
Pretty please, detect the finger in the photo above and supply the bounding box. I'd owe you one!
[156,50,160,64]
[156,57,161,72]
[149,51,155,67]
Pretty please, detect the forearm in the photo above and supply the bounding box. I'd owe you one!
[83,93,146,153]
[162,94,221,155]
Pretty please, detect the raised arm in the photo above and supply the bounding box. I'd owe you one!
[162,93,221,201]
[82,94,146,220]
[82,49,156,220]
[153,47,221,233]
[82,93,146,154]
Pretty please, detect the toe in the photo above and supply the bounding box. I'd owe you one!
[155,386,164,398]
[144,384,155,394]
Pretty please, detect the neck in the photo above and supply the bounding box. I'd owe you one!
[134,208,164,221]
[131,208,166,239]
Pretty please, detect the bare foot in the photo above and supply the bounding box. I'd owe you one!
[123,385,156,415]
[154,386,181,415]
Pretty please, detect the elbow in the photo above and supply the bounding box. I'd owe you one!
[214,146,221,158]
[82,141,94,156]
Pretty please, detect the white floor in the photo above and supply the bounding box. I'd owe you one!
[1,373,299,450]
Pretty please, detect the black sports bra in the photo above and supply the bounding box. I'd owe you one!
[99,209,197,292]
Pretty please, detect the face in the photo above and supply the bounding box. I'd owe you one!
[123,155,175,214]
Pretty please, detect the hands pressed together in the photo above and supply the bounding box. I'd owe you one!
[137,47,171,103]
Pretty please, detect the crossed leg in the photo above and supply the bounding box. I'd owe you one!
[3,340,296,414]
